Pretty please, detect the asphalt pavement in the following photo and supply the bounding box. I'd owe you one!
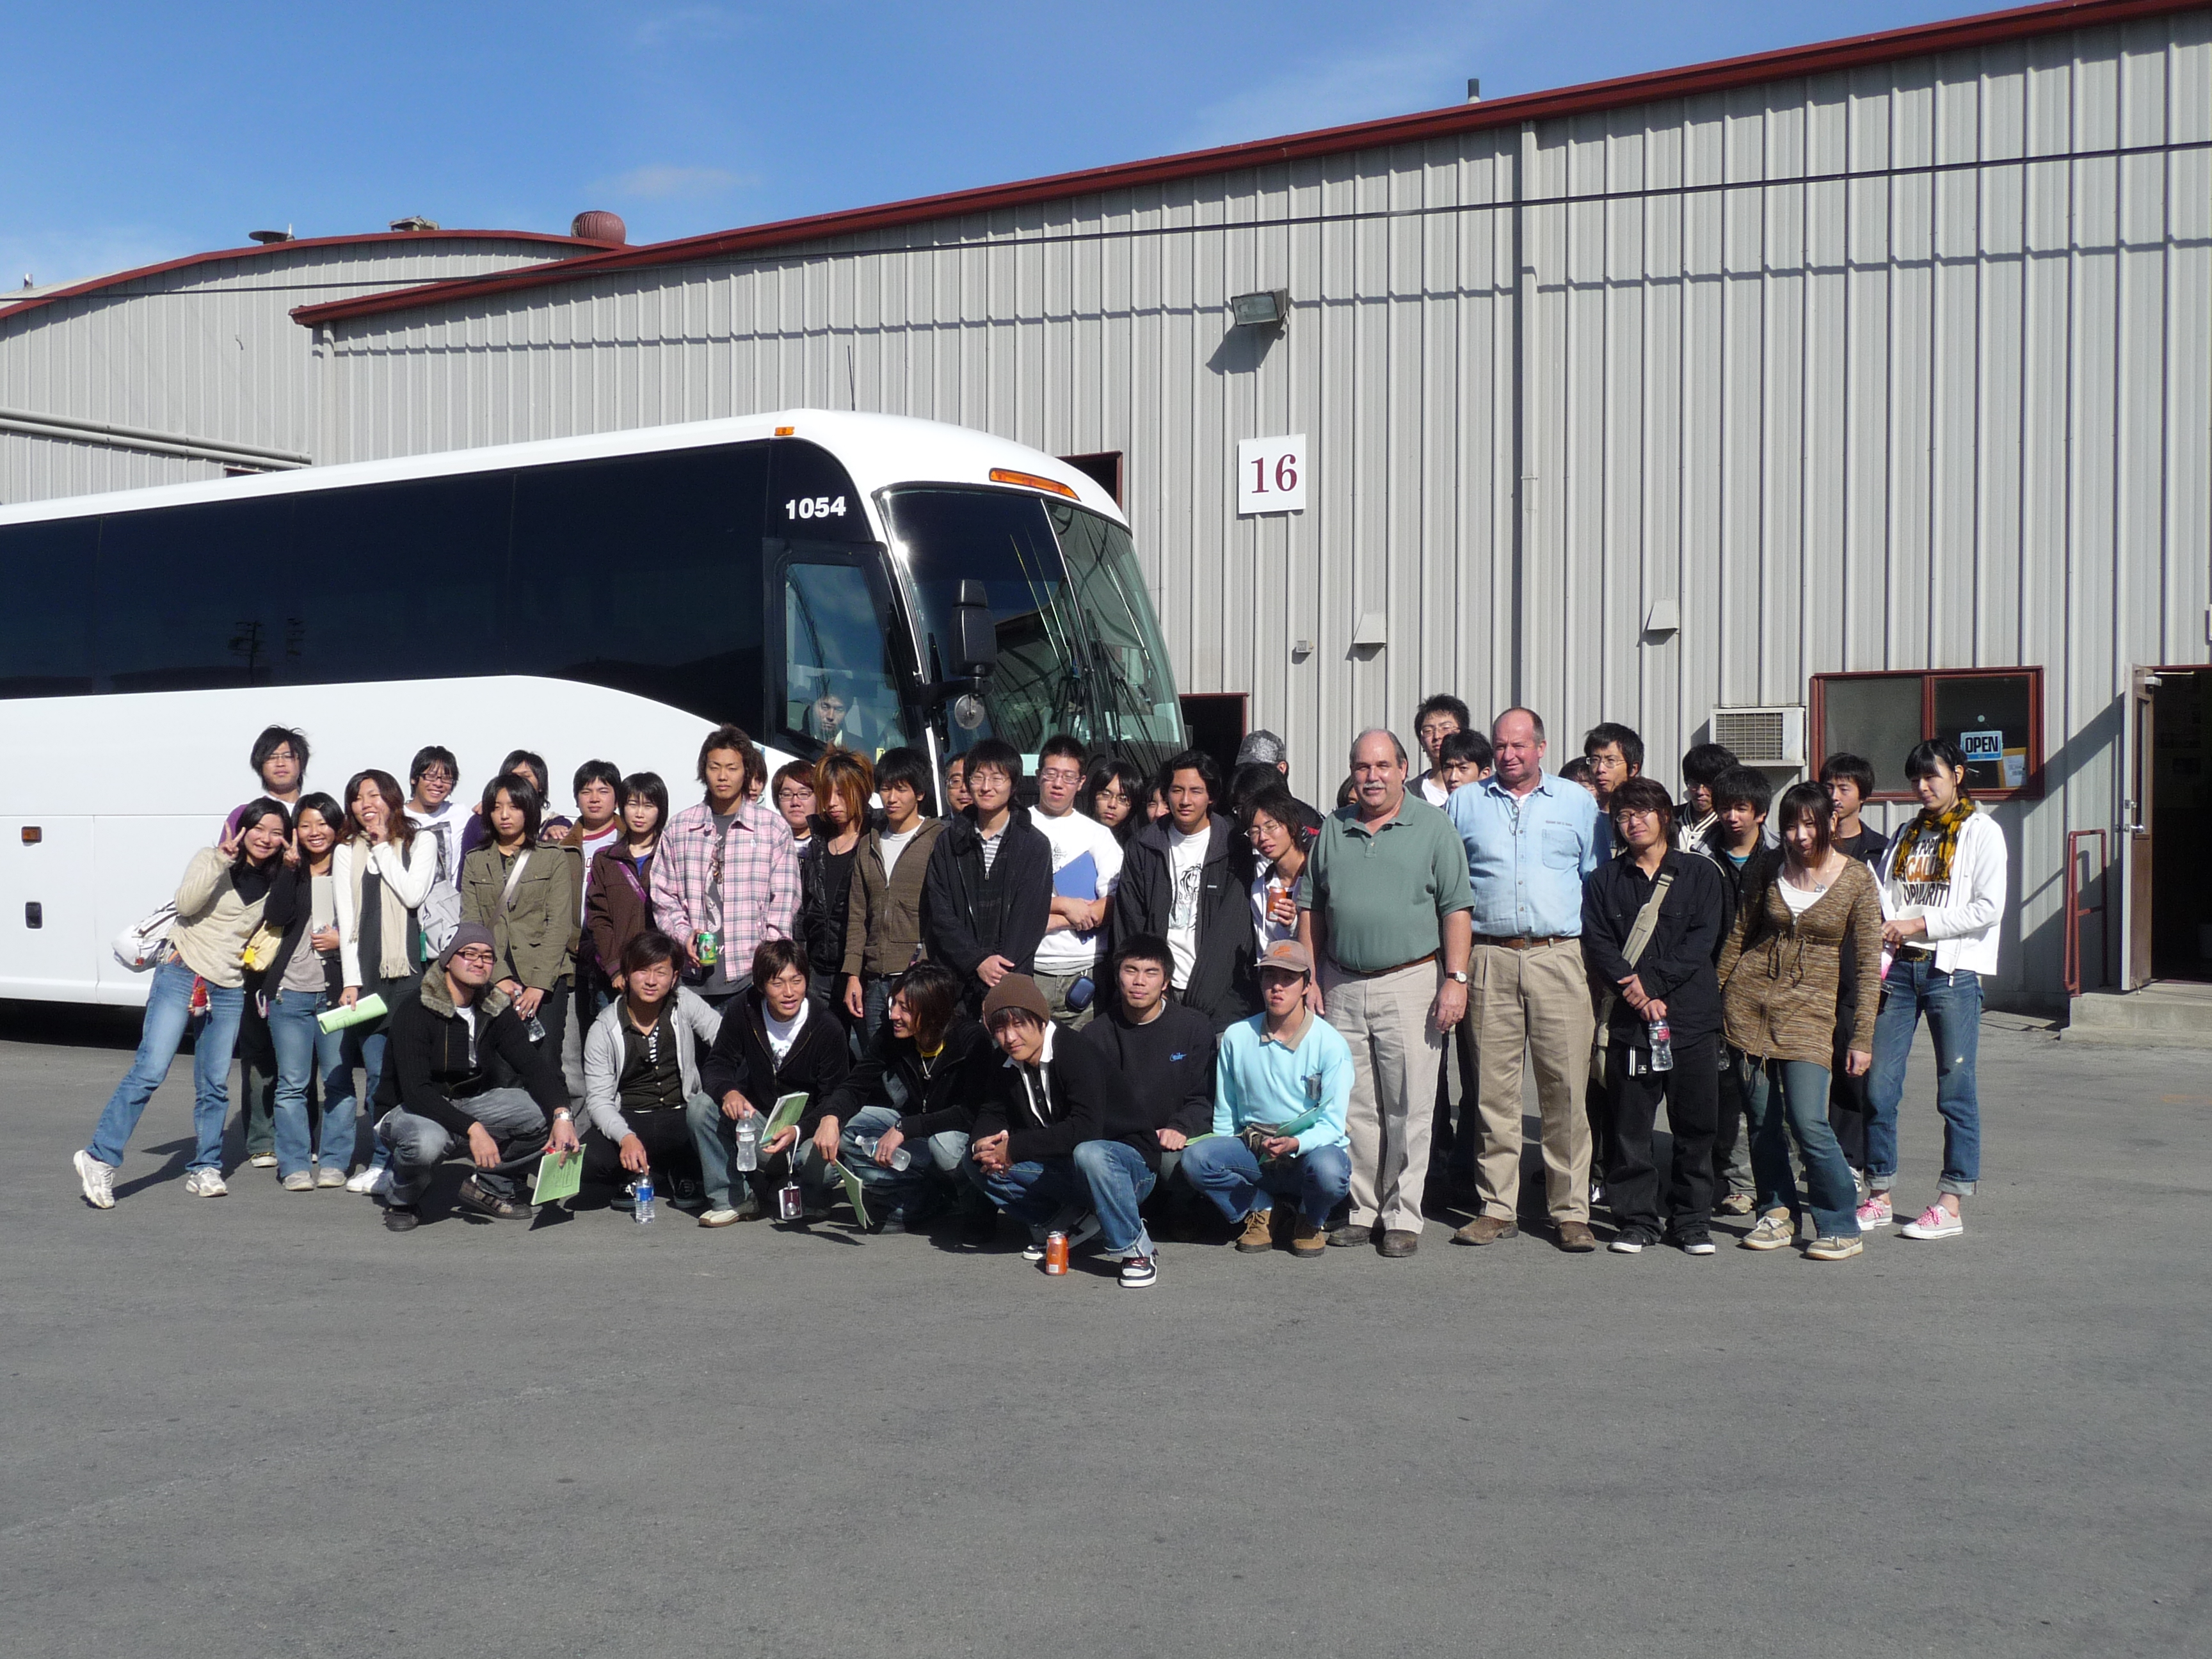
[3,1006,2206,1659]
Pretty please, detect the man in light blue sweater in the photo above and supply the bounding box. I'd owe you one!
[1181,940,1353,1260]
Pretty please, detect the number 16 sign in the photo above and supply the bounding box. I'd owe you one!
[1237,434,1308,516]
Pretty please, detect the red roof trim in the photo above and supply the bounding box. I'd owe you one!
[293,0,2200,331]
[0,229,617,327]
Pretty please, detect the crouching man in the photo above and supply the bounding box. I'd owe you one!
[819,961,999,1235]
[376,922,577,1233]
[695,938,851,1225]
[1076,933,1217,1285]
[968,974,1130,1268]
[577,929,723,1210]
[1182,940,1354,1260]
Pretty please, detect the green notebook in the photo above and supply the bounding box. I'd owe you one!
[761,1091,808,1138]
[824,1159,870,1231]
[530,1148,583,1206]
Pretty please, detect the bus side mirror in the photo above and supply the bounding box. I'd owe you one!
[953,579,997,677]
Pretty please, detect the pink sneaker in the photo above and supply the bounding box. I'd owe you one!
[1900,1201,1964,1240]
[1855,1192,1894,1228]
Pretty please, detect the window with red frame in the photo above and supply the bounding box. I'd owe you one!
[1811,668,2043,801]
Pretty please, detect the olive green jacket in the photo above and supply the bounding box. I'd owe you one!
[459,843,581,992]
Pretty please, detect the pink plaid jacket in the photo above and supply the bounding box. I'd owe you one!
[650,797,799,968]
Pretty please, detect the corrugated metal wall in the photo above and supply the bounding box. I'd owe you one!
[317,10,2212,1006]
[0,238,580,503]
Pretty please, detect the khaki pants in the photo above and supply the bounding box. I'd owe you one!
[1322,958,1444,1235]
[1470,938,1594,1225]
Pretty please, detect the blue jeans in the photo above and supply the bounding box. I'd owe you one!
[1182,1135,1352,1228]
[1866,961,1982,1196]
[1735,1052,1860,1238]
[86,957,244,1174]
[267,988,358,1178]
[376,1087,549,1207]
[347,972,417,1174]
[970,1155,1094,1230]
[1071,1139,1157,1254]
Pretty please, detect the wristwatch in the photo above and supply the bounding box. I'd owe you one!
[1447,968,1470,985]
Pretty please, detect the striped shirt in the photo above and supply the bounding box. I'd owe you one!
[649,797,799,981]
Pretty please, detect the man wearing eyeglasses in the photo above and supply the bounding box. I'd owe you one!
[1029,735,1123,1030]
[373,921,577,1233]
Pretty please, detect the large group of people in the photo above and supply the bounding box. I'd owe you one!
[72,702,2007,1285]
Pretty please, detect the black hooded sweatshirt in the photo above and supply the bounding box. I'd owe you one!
[1110,812,1258,1031]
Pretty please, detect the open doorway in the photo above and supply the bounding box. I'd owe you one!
[1178,693,1247,783]
[2150,667,2212,982]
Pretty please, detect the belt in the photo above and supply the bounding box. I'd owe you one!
[1328,951,1436,979]
[1473,934,1572,950]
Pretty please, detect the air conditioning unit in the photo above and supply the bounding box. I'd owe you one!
[1710,705,1806,767]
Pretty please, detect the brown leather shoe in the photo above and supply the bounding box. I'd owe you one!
[1556,1220,1598,1252]
[1236,1206,1277,1253]
[1379,1229,1420,1258]
[1452,1214,1519,1246]
[1289,1216,1327,1258]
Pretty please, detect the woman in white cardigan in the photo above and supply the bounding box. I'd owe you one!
[1862,739,2008,1242]
[333,768,435,1192]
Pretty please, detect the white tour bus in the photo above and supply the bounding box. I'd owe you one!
[0,410,1185,1006]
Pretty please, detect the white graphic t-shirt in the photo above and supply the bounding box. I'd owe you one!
[1166,825,1208,990]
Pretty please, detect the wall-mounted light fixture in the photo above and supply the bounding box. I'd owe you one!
[1229,289,1289,330]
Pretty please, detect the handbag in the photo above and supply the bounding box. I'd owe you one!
[240,922,285,972]
[111,902,178,972]
[1590,871,1674,1089]
[417,824,462,959]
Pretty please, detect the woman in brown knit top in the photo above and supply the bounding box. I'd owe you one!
[1717,781,1882,1261]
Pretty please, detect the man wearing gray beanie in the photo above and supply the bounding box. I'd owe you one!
[371,920,577,1231]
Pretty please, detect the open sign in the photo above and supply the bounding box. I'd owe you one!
[1960,729,2003,759]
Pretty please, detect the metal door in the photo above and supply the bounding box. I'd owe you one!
[2122,668,2159,988]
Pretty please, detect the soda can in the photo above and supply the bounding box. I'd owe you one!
[1043,1231,1070,1274]
[696,930,719,968]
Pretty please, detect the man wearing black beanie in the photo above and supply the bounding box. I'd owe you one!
[374,920,576,1232]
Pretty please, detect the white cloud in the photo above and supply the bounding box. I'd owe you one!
[600,163,755,199]
[632,4,746,48]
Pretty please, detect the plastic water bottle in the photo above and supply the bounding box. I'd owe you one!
[1647,1018,1674,1073]
[524,1015,547,1044]
[735,1115,759,1173]
[629,1173,656,1224]
[856,1134,911,1172]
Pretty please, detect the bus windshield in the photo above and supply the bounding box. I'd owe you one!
[1047,501,1184,766]
[883,487,1098,757]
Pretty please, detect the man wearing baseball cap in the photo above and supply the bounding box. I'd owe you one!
[966,974,1132,1272]
[1180,939,1353,1259]
[372,920,577,1232]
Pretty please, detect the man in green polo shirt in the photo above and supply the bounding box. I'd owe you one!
[1294,728,1474,1256]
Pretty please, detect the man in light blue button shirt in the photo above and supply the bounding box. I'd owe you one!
[1443,707,1603,1251]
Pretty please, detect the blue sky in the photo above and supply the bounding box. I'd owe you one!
[6,1,1990,289]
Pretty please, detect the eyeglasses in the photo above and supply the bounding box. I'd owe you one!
[1038,768,1084,785]
[453,948,497,964]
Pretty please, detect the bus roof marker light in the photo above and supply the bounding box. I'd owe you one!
[988,467,1078,500]
[774,425,796,437]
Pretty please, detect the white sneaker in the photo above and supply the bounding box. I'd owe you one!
[183,1167,229,1198]
[1900,1201,1965,1240]
[248,1153,278,1169]
[74,1150,117,1210]
[354,1167,392,1199]
[314,1166,348,1189]
[281,1169,314,1192]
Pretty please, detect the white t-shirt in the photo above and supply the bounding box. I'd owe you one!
[1166,824,1208,990]
[1778,878,1823,917]
[579,822,621,864]
[1417,771,1450,808]
[764,1000,808,1065]
[877,822,924,883]
[407,800,464,893]
[1032,806,1125,975]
